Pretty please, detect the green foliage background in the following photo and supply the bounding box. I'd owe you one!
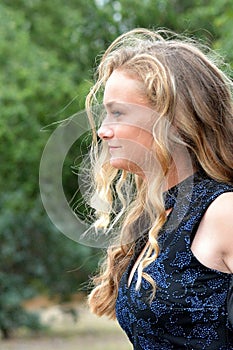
[0,0,233,338]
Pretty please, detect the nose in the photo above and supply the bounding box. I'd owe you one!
[97,124,114,140]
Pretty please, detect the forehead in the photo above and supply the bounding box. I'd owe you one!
[103,69,148,106]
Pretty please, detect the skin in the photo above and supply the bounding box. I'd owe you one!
[192,192,233,273]
[98,68,233,275]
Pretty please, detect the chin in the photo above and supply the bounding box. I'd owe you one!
[110,158,144,176]
[110,158,127,170]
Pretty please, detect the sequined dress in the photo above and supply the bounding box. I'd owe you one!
[115,172,233,349]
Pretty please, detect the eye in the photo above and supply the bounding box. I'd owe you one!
[112,110,122,118]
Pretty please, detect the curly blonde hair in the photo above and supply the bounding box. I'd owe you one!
[85,28,233,318]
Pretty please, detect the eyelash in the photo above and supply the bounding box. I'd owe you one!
[112,111,122,118]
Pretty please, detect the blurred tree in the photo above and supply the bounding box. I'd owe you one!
[180,0,233,68]
[0,1,100,338]
[0,0,232,339]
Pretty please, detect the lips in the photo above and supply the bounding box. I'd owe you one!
[108,145,121,153]
[109,146,120,149]
[108,144,121,149]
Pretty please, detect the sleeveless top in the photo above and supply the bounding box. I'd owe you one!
[115,172,233,350]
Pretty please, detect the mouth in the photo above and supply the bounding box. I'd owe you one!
[108,145,121,152]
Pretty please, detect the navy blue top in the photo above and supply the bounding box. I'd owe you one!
[115,172,233,349]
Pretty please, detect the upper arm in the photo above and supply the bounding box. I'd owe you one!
[205,192,233,272]
[191,191,233,273]
[192,192,233,325]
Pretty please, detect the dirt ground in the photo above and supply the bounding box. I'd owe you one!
[0,296,131,350]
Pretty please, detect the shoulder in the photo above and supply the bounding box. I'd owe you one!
[206,191,233,234]
[206,191,233,219]
[203,192,233,271]
[191,191,233,273]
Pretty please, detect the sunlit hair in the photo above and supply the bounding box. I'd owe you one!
[85,28,233,318]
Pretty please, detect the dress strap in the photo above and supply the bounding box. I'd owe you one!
[228,275,233,326]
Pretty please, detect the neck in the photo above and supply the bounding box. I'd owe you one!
[165,143,196,190]
[166,163,195,191]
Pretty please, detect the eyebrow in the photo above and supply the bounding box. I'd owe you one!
[104,101,126,109]
[104,101,117,108]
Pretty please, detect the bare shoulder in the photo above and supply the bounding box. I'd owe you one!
[205,192,233,218]
[206,192,233,271]
[191,192,233,273]
[198,191,233,235]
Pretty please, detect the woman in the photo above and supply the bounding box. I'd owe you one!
[85,28,233,349]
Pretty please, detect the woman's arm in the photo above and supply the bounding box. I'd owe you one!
[209,192,233,273]
[191,192,233,273]
[203,192,233,326]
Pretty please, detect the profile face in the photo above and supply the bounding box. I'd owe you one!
[98,69,157,177]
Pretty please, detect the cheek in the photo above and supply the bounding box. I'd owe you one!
[117,125,154,149]
[140,130,154,149]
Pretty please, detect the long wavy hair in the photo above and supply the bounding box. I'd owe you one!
[85,28,233,318]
